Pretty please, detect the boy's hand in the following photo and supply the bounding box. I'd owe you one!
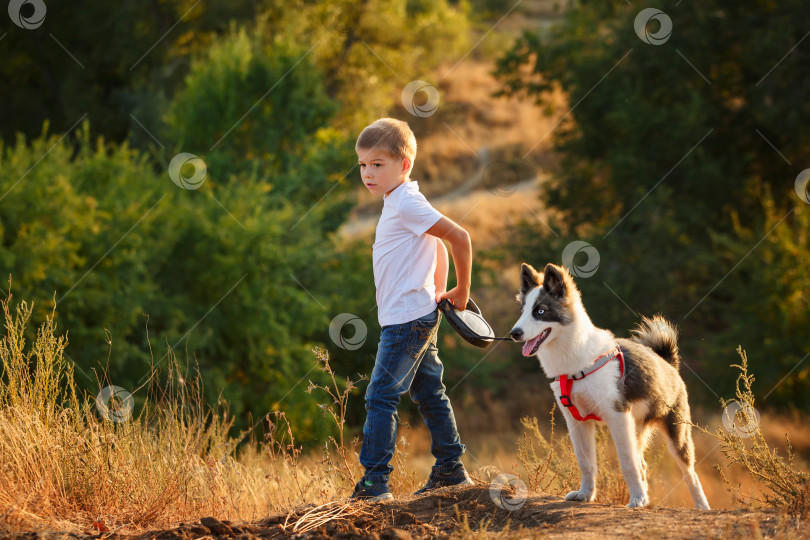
[435,287,446,303]
[438,286,469,311]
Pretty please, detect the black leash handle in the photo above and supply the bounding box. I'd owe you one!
[438,297,517,347]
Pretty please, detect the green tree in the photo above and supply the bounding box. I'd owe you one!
[0,0,261,145]
[258,0,471,134]
[494,1,810,405]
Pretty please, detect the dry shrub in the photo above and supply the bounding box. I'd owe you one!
[0,292,369,533]
[517,408,576,494]
[0,293,255,531]
[517,406,640,505]
[696,347,810,519]
[305,347,368,493]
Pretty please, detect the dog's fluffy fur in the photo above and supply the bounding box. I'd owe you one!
[510,262,710,510]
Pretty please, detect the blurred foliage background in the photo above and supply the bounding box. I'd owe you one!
[1,0,808,445]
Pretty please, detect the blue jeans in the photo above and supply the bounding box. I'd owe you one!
[360,308,466,482]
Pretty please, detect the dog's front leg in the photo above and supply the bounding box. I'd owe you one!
[562,412,597,502]
[605,410,648,508]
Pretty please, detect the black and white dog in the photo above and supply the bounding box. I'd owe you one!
[510,262,710,510]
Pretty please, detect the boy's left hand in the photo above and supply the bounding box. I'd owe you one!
[437,286,469,311]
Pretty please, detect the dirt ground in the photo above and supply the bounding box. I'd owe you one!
[5,485,807,540]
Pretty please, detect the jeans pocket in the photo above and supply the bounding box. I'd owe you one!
[406,310,440,360]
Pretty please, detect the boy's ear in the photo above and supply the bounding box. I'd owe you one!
[401,156,412,174]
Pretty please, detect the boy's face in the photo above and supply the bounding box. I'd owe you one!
[356,147,411,196]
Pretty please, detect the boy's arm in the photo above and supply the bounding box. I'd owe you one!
[425,216,471,310]
[434,238,449,302]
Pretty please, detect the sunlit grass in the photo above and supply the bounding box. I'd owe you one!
[1,292,808,534]
[0,294,357,533]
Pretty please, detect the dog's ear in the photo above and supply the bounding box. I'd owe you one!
[543,264,567,298]
[520,263,541,295]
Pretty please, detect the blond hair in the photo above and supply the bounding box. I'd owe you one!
[355,118,417,165]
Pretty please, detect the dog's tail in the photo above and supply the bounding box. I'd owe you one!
[630,315,680,370]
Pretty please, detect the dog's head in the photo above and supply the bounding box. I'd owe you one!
[510,262,579,356]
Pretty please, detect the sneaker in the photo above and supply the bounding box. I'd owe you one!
[414,463,473,495]
[350,478,394,502]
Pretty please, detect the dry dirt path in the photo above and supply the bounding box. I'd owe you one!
[8,486,803,540]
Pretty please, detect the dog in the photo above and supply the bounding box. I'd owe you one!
[509,262,710,510]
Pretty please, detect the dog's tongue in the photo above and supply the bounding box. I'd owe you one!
[522,335,541,357]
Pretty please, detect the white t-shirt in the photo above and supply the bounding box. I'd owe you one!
[373,181,443,326]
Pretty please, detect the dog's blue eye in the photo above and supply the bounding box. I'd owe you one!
[534,308,545,316]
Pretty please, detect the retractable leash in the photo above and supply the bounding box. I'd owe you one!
[437,298,514,348]
[439,297,625,422]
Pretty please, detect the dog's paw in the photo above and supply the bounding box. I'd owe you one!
[626,494,649,508]
[564,490,595,502]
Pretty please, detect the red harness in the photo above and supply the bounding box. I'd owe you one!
[554,346,625,422]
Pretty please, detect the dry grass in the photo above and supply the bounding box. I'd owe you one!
[515,408,636,506]
[695,347,810,518]
[516,410,576,495]
[450,505,510,540]
[0,289,434,534]
[0,293,361,533]
[1,291,808,535]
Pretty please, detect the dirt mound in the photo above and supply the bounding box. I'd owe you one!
[251,485,793,539]
[3,485,802,539]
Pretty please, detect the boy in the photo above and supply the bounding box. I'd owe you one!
[351,117,473,501]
